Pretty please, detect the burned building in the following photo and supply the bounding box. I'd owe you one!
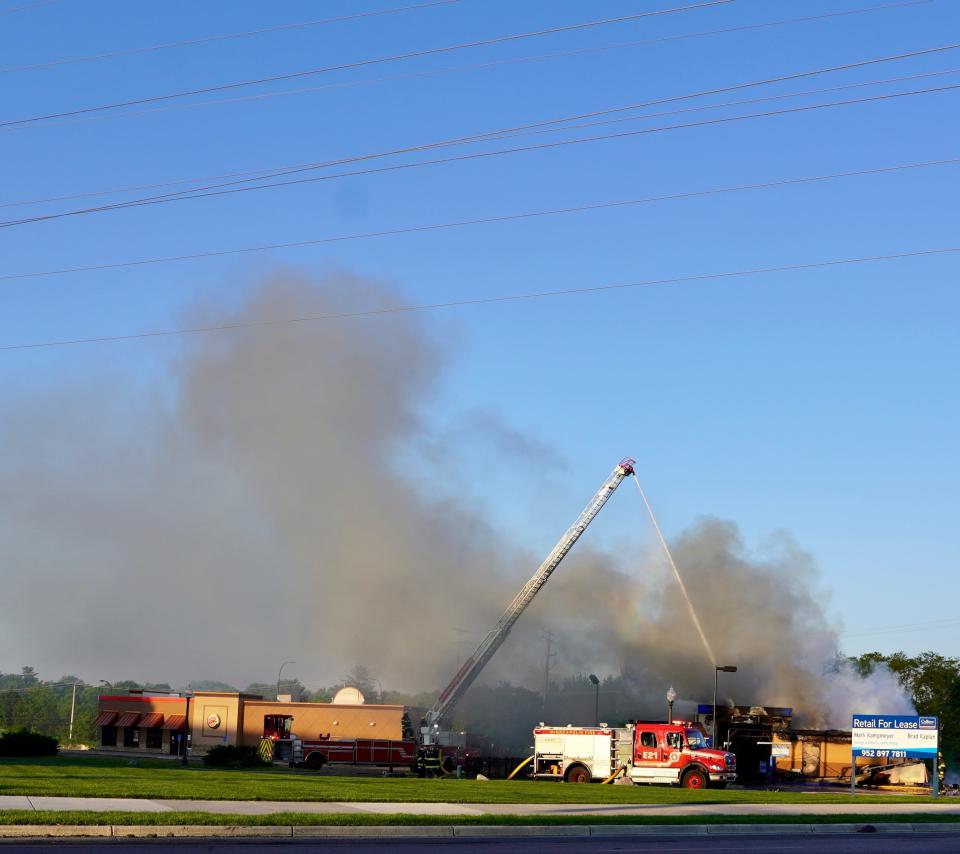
[695,704,792,782]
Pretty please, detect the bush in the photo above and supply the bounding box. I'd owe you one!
[0,728,59,757]
[201,744,268,768]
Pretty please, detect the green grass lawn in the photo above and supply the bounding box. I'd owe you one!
[0,757,939,805]
[0,810,957,827]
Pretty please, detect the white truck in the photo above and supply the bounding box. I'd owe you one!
[533,721,737,788]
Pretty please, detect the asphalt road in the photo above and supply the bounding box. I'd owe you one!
[1,833,960,852]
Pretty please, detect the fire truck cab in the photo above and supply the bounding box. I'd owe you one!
[533,722,737,788]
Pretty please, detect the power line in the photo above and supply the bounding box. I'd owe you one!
[0,1,461,75]
[0,0,58,16]
[5,62,953,220]
[0,680,87,695]
[488,67,960,141]
[0,0,733,130]
[7,80,957,229]
[0,1,931,135]
[3,246,956,352]
[0,0,933,132]
[1,155,954,282]
[842,618,960,637]
[7,53,954,217]
[0,68,960,222]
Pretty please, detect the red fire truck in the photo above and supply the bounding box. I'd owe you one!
[263,714,418,770]
[533,721,737,788]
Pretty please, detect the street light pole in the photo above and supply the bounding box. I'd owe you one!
[181,693,192,766]
[589,674,600,726]
[666,685,676,724]
[712,666,737,748]
[68,682,77,743]
[277,661,296,700]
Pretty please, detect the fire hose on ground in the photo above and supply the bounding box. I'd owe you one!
[504,756,626,783]
[602,764,628,784]
[506,755,533,780]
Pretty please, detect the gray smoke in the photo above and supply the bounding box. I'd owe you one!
[0,271,520,688]
[523,519,913,728]
[0,270,912,728]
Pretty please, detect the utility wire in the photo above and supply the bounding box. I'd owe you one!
[8,41,958,224]
[0,0,57,16]
[0,0,732,129]
[3,247,957,352]
[842,618,960,637]
[0,680,88,695]
[6,64,959,220]
[1,156,955,281]
[0,1,460,74]
[485,67,960,142]
[1,1,931,134]
[6,81,957,229]
[5,55,952,215]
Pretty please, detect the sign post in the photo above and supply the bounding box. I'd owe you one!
[850,714,939,797]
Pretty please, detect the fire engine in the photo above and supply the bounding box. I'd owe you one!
[533,721,737,788]
[262,714,417,770]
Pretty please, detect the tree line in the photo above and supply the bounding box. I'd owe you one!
[2,654,956,769]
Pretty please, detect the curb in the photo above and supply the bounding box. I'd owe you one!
[0,823,958,839]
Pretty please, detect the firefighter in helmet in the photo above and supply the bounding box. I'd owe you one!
[422,749,441,778]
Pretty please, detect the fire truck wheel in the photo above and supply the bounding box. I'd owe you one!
[304,752,326,770]
[564,764,592,784]
[680,768,707,789]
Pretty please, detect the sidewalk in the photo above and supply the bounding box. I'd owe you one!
[2,795,959,817]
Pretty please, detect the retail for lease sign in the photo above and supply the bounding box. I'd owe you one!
[851,714,939,759]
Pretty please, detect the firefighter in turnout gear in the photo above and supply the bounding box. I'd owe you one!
[417,748,442,777]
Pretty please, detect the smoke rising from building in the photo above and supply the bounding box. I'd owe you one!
[0,270,912,728]
[536,521,914,728]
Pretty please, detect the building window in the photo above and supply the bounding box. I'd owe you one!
[101,726,117,747]
[146,728,162,749]
[123,727,140,748]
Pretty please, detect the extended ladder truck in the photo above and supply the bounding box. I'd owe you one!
[417,458,636,773]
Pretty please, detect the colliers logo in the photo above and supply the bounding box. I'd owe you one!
[206,713,222,729]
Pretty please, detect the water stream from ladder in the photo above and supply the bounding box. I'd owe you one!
[631,474,717,668]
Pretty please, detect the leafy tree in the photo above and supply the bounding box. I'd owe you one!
[241,683,276,699]
[0,728,59,756]
[341,665,377,700]
[188,680,238,692]
[848,650,960,771]
[241,679,308,701]
[848,652,888,678]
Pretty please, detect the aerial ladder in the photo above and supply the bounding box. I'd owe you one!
[420,458,635,754]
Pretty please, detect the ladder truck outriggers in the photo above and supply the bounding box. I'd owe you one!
[417,458,636,772]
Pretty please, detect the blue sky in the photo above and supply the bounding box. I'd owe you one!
[1,0,958,663]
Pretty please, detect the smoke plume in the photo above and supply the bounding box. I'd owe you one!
[526,519,914,728]
[0,270,911,729]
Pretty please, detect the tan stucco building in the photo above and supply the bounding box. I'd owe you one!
[96,691,406,756]
[94,694,188,754]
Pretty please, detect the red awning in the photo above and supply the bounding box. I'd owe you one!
[92,711,117,727]
[140,713,164,728]
[162,715,186,731]
[115,712,141,728]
